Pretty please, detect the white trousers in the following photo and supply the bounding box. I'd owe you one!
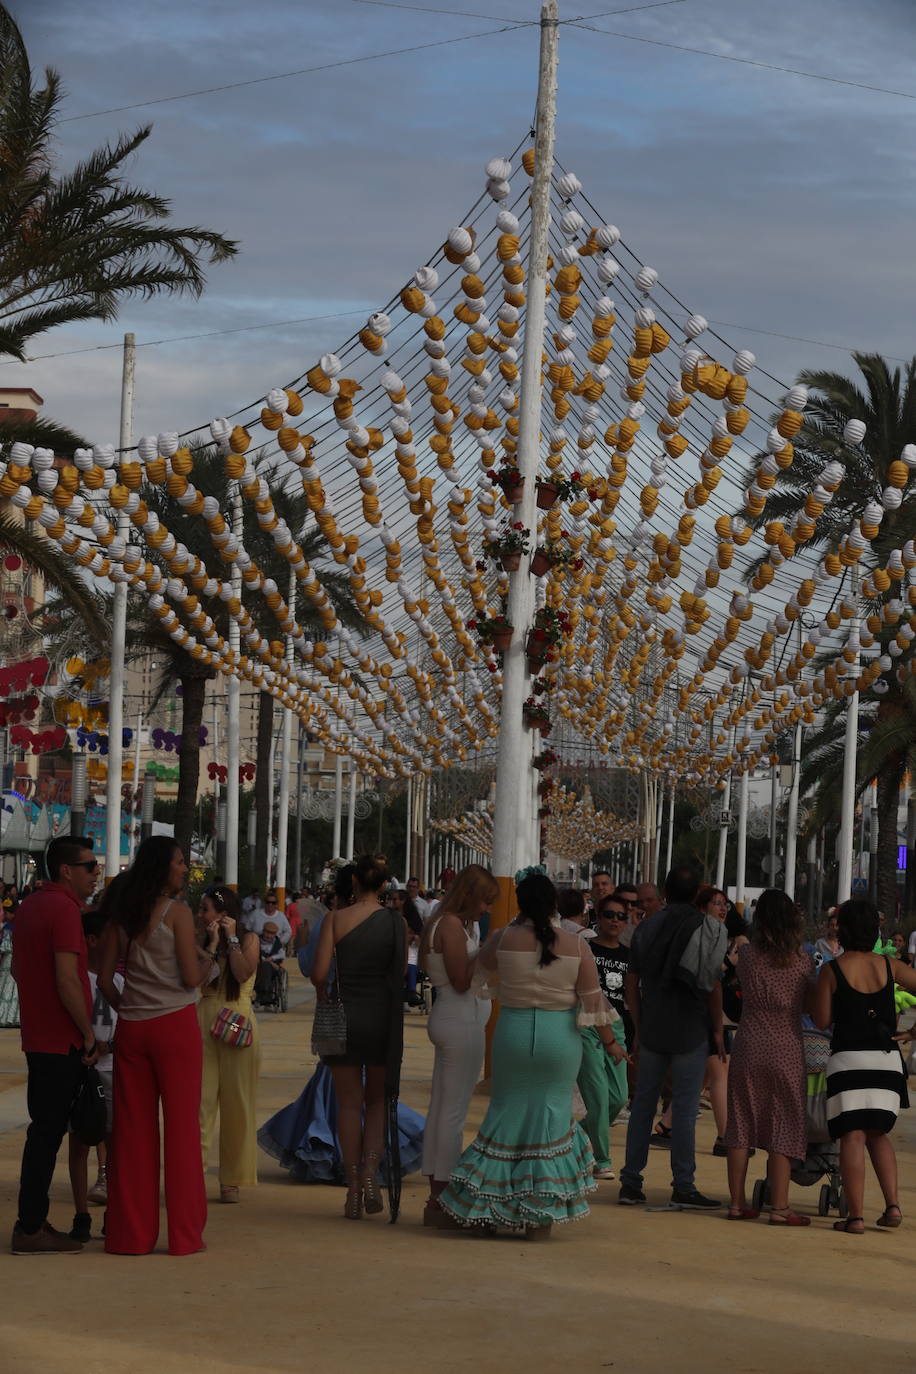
[422,988,489,1181]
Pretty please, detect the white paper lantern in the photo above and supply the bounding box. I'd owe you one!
[843,418,866,446]
[634,266,657,294]
[557,171,582,198]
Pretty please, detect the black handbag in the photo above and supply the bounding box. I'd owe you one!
[69,1066,108,1146]
[311,976,348,1057]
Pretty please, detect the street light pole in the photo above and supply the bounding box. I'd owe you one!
[105,332,135,879]
[837,572,860,903]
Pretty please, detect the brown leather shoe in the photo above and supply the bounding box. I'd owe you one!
[11,1222,83,1255]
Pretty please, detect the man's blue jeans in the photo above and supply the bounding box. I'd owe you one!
[620,1040,708,1194]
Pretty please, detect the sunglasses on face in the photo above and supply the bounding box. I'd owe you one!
[602,910,626,921]
[70,859,99,873]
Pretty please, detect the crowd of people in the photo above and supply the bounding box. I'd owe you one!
[5,839,916,1253]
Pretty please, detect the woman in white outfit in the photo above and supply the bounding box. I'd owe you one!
[419,864,499,1227]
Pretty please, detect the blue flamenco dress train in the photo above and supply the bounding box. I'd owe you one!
[257,916,424,1183]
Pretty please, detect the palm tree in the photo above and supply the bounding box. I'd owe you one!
[747,352,916,908]
[799,684,915,915]
[138,446,364,865]
[0,6,237,363]
[0,3,238,666]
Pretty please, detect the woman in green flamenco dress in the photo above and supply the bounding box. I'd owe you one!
[440,871,629,1238]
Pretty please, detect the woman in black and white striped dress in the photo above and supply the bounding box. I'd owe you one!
[814,899,916,1235]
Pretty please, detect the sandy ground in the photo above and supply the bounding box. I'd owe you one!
[1,969,914,1374]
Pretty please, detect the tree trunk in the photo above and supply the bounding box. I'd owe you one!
[254,690,273,885]
[875,767,901,921]
[174,673,208,863]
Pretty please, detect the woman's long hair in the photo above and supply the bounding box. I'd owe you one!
[116,836,182,940]
[516,872,559,966]
[201,885,244,1001]
[751,888,803,967]
[419,863,498,964]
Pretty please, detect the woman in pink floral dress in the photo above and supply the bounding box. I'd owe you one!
[724,890,815,1225]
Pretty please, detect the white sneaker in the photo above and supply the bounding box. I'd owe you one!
[88,1172,107,1205]
[615,1107,630,1126]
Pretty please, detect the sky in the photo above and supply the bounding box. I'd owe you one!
[13,0,916,445]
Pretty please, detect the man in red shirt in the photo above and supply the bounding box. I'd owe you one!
[11,836,100,1254]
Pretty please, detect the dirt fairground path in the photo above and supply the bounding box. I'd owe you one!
[0,967,914,1374]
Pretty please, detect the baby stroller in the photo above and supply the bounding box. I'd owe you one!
[254,958,289,1013]
[751,1027,847,1218]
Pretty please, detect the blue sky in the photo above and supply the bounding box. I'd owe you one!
[13,0,916,443]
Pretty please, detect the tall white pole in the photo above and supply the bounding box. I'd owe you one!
[128,709,142,863]
[665,784,675,876]
[735,768,749,909]
[404,775,413,880]
[653,780,664,883]
[105,332,134,878]
[784,721,803,899]
[715,774,731,890]
[274,565,295,903]
[266,724,277,883]
[837,577,860,904]
[225,490,242,887]
[346,759,357,860]
[332,754,343,858]
[490,1,558,897]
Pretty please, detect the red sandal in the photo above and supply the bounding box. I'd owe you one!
[769,1208,810,1227]
[726,1207,760,1221]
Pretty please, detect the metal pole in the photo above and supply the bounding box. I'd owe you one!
[140,763,156,841]
[784,721,803,899]
[128,709,142,863]
[346,759,357,860]
[225,490,242,887]
[490,1,558,902]
[105,332,135,879]
[653,781,664,883]
[735,769,749,909]
[806,833,818,923]
[71,752,88,839]
[768,761,779,886]
[665,784,675,875]
[837,575,860,903]
[868,778,879,903]
[715,774,731,890]
[274,566,296,904]
[332,754,343,858]
[266,724,278,882]
[294,720,304,890]
[404,774,413,880]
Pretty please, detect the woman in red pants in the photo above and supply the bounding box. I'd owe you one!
[99,837,215,1255]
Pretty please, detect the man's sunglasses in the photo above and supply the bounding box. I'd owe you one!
[70,859,100,873]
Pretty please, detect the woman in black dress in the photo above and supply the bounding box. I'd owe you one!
[312,853,406,1220]
[814,898,916,1234]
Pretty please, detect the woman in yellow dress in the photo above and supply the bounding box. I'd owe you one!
[197,885,261,1202]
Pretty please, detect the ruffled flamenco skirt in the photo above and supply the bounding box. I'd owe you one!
[440,1006,596,1230]
[257,1062,425,1183]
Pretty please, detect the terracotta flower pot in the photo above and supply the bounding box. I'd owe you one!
[506,481,525,504]
[530,550,552,577]
[536,481,559,510]
[526,630,548,662]
[500,551,522,572]
[489,626,513,653]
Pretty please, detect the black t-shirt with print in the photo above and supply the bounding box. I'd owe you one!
[591,941,633,1044]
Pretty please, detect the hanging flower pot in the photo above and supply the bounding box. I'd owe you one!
[526,629,549,663]
[506,481,525,505]
[500,551,522,572]
[536,480,559,510]
[530,549,552,577]
[490,624,513,653]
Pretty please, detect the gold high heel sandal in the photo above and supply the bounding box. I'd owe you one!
[344,1166,363,1221]
[362,1152,384,1215]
